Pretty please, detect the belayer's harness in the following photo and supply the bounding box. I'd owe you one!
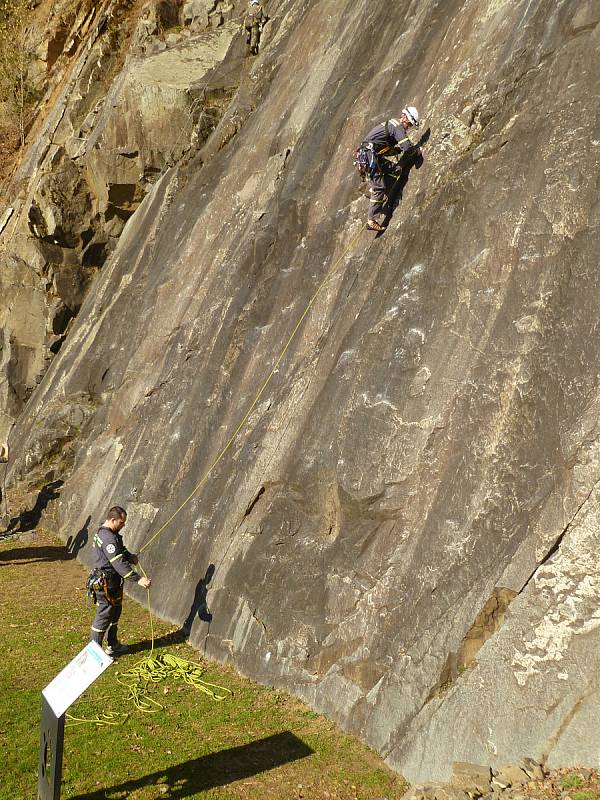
[354,121,410,180]
[86,568,123,607]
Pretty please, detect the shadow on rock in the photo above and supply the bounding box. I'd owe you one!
[378,126,432,236]
[69,732,313,799]
[183,563,215,632]
[66,515,91,558]
[1,479,64,535]
[125,564,216,655]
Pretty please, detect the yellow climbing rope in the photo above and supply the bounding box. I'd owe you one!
[139,222,366,555]
[67,582,232,727]
[119,224,366,716]
[115,581,232,715]
[66,710,126,727]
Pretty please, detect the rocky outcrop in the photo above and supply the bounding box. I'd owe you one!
[0,0,246,439]
[403,762,600,800]
[3,0,600,785]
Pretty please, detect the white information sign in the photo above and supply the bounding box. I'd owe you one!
[42,641,113,717]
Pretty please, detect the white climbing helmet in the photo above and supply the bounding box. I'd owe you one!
[401,106,420,127]
[250,0,259,4]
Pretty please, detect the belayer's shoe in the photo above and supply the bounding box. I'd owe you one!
[105,642,130,656]
[367,219,386,232]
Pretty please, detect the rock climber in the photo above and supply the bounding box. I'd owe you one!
[358,106,422,232]
[88,505,151,656]
[244,0,267,55]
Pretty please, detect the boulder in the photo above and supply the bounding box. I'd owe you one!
[451,763,492,795]
[492,767,531,788]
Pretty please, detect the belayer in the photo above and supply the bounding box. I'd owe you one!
[356,106,422,232]
[88,505,151,656]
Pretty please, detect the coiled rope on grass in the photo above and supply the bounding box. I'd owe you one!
[117,651,232,714]
[66,583,232,727]
[113,581,232,717]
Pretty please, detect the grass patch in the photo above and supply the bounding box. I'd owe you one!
[562,776,585,790]
[572,792,600,800]
[0,528,407,799]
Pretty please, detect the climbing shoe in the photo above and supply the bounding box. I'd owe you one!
[105,642,130,656]
[367,219,386,232]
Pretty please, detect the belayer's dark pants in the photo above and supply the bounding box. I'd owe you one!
[90,588,123,647]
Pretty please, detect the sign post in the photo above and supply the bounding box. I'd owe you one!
[38,641,113,800]
[38,696,65,800]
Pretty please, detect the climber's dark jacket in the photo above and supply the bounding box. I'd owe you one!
[364,119,415,162]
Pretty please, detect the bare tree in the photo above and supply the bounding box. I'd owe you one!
[0,0,36,148]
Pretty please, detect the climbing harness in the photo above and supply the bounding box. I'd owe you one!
[86,570,101,605]
[354,142,378,180]
[86,569,123,607]
[354,121,412,181]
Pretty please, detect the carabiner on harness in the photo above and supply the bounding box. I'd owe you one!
[354,142,380,181]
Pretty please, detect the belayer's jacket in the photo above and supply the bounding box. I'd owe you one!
[364,119,414,159]
[92,526,140,589]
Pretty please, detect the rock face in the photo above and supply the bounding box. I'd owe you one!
[0,0,244,437]
[3,0,600,784]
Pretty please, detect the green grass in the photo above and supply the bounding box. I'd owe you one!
[572,792,600,800]
[0,529,407,799]
[562,776,586,790]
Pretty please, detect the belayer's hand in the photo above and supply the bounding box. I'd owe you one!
[138,576,151,589]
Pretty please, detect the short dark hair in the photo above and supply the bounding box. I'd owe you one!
[107,506,127,521]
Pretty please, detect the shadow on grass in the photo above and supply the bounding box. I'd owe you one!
[69,731,313,799]
[0,544,73,566]
[124,627,189,655]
